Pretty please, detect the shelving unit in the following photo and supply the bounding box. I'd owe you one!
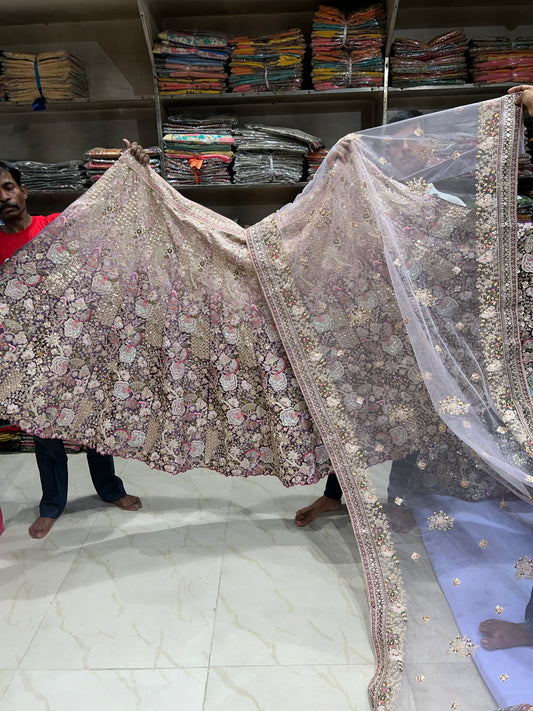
[0,0,156,214]
[0,0,531,220]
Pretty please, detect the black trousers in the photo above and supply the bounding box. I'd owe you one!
[33,436,126,519]
[323,453,418,502]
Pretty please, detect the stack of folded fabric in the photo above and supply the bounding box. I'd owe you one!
[229,29,306,93]
[390,29,469,87]
[306,148,328,180]
[0,70,7,101]
[0,50,89,104]
[18,432,83,455]
[162,114,236,186]
[0,421,21,452]
[84,147,162,183]
[233,124,324,184]
[154,30,231,95]
[311,3,386,90]
[13,160,89,192]
[468,36,533,84]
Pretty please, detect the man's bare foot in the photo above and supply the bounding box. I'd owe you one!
[112,494,142,511]
[28,516,57,539]
[295,495,341,527]
[479,618,533,650]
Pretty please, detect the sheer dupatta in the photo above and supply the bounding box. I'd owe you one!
[248,95,532,708]
[0,95,532,709]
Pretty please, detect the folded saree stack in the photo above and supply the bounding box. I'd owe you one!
[13,160,89,193]
[310,3,386,90]
[306,148,328,180]
[390,29,468,87]
[228,29,305,93]
[468,36,533,84]
[233,124,323,184]
[0,70,7,101]
[153,30,230,95]
[0,420,21,452]
[162,114,237,186]
[0,50,88,103]
[84,147,161,183]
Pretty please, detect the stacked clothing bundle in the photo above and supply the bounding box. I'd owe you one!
[13,160,89,192]
[0,71,7,101]
[162,114,236,186]
[233,124,324,184]
[306,148,328,180]
[390,30,469,87]
[0,50,88,104]
[229,29,306,93]
[310,4,386,90]
[18,433,83,455]
[468,37,533,84]
[154,30,231,95]
[0,421,21,452]
[84,147,162,183]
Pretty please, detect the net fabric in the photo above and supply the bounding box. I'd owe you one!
[0,95,532,709]
[250,95,532,708]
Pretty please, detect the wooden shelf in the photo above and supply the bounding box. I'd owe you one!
[160,88,382,107]
[2,0,140,25]
[0,97,156,115]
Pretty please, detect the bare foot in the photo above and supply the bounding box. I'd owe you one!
[479,618,533,650]
[295,495,341,527]
[28,516,57,539]
[112,494,142,511]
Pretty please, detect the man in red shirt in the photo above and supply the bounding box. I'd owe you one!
[0,141,148,538]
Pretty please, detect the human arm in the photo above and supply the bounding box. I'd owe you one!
[122,138,151,166]
[507,85,533,115]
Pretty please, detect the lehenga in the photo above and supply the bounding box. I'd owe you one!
[1,95,532,709]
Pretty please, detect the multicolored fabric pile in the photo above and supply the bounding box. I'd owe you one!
[310,3,386,90]
[306,148,328,180]
[153,30,230,95]
[233,124,323,184]
[390,29,468,87]
[162,115,236,186]
[0,50,88,104]
[0,70,7,101]
[0,421,21,452]
[468,36,533,84]
[84,147,161,183]
[229,29,305,93]
[13,160,89,193]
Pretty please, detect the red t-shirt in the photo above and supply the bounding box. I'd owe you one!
[0,213,61,265]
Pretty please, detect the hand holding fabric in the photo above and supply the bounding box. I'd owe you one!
[122,138,151,166]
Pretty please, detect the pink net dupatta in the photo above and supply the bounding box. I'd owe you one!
[248,96,533,708]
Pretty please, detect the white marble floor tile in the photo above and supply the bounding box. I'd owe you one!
[225,476,358,561]
[0,452,505,711]
[2,668,207,711]
[211,543,373,667]
[21,545,223,670]
[0,670,15,699]
[84,464,233,549]
[204,665,375,711]
[0,548,78,668]
[0,453,36,495]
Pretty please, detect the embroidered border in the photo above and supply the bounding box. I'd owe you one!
[477,96,533,454]
[247,216,406,709]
